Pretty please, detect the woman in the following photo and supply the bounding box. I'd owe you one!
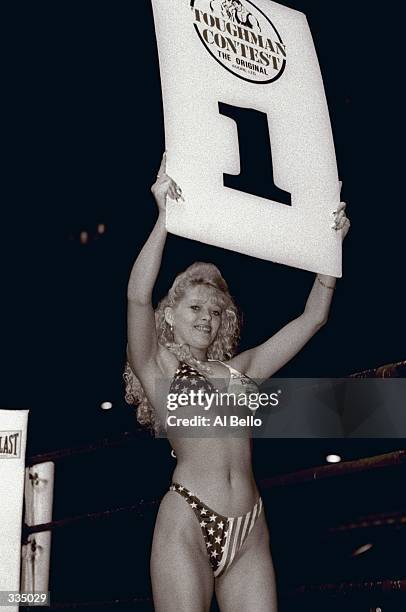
[125,153,350,611]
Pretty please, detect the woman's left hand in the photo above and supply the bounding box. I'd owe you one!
[333,201,350,241]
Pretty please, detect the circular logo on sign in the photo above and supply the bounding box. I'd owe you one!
[190,0,286,84]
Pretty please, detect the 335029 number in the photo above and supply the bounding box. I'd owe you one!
[4,591,49,606]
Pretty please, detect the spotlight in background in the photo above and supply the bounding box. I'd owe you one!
[351,542,373,557]
[101,401,113,411]
[326,454,342,464]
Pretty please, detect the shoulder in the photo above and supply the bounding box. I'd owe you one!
[129,344,178,389]
[224,352,250,375]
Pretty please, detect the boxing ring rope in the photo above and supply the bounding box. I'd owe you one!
[25,431,143,468]
[20,430,153,603]
[20,360,405,609]
[260,450,406,488]
[328,510,406,533]
[290,578,406,595]
[20,442,406,609]
[351,360,406,378]
[23,499,159,538]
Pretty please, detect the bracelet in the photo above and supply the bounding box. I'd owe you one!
[317,277,335,291]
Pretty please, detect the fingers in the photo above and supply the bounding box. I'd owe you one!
[334,201,346,214]
[152,176,184,202]
[332,213,349,231]
[332,201,347,228]
[167,180,178,201]
[331,202,349,230]
[335,215,347,230]
[175,184,184,202]
[151,152,184,204]
[175,182,184,200]
[330,195,350,238]
[168,180,184,202]
[335,210,345,226]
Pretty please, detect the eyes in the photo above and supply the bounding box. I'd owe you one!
[190,305,221,317]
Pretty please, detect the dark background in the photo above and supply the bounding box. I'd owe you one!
[3,0,404,454]
[2,2,405,608]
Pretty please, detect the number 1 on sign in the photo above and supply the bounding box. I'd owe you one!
[219,102,291,206]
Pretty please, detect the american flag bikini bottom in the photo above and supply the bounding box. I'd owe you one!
[169,482,263,577]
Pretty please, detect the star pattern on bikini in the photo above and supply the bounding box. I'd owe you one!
[170,483,229,571]
[169,363,215,400]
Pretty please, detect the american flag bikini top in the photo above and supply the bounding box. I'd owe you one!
[169,483,263,577]
[169,361,259,396]
[169,362,215,395]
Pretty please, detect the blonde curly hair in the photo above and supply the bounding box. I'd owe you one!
[124,262,241,432]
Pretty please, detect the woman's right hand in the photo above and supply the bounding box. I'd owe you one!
[150,152,184,213]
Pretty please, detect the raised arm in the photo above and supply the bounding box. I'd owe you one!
[127,154,182,374]
[231,202,350,379]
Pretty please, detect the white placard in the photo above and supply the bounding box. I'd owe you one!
[151,0,342,276]
[0,410,29,612]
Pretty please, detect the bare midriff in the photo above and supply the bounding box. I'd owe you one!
[169,437,259,517]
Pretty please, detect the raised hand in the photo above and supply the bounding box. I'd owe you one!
[150,152,184,213]
[333,201,350,241]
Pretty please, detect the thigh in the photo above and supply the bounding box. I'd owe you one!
[215,512,277,612]
[151,491,214,612]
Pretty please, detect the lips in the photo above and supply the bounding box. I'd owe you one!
[194,324,211,333]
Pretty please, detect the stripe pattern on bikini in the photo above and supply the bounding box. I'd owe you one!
[214,496,263,577]
[169,483,263,577]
